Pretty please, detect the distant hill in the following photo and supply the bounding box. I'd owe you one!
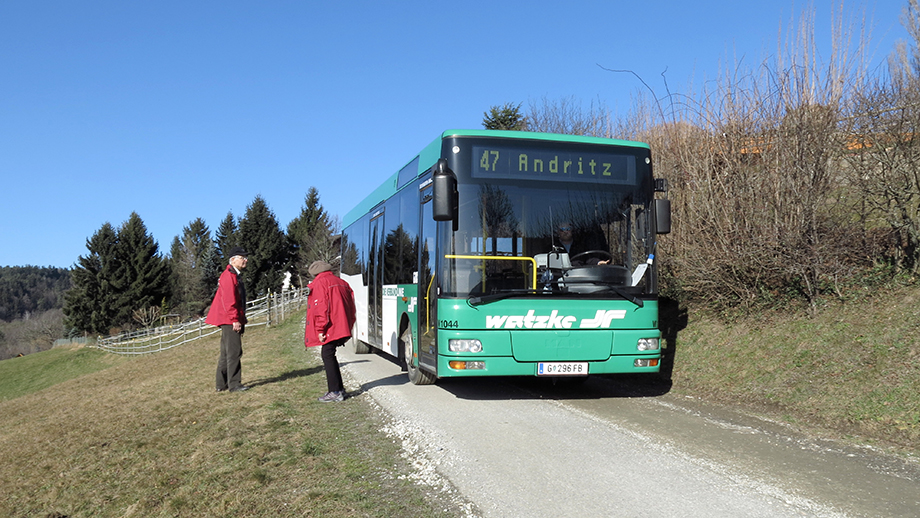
[0,266,71,360]
[0,266,71,322]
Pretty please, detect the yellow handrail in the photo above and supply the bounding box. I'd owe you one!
[425,273,435,334]
[444,254,538,290]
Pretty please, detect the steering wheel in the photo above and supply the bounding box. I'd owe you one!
[569,250,613,264]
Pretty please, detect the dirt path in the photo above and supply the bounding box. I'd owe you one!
[338,347,920,518]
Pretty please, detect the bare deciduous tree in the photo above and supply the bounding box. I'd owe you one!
[133,306,161,329]
[628,3,875,310]
[526,96,613,137]
[843,3,920,272]
[524,3,917,311]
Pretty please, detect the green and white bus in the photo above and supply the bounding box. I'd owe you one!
[340,129,670,385]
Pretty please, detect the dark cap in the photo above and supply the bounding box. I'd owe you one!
[228,246,249,258]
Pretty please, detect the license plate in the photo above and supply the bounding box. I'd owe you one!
[537,362,588,376]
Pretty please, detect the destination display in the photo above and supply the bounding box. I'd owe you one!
[471,145,638,184]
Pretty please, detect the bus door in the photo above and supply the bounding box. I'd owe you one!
[368,209,384,347]
[418,187,437,373]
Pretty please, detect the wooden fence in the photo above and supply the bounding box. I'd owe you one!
[92,288,307,355]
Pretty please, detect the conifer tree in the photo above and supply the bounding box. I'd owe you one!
[63,223,119,335]
[113,213,171,327]
[170,218,219,318]
[238,196,289,296]
[215,212,239,262]
[200,240,221,297]
[483,102,527,130]
[286,187,336,287]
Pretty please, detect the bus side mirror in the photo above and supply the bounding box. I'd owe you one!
[432,158,458,223]
[655,198,671,234]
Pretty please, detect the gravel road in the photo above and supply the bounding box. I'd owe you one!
[334,346,920,518]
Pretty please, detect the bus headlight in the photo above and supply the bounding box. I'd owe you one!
[637,338,659,351]
[449,339,483,353]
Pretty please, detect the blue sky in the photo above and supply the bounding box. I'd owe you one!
[0,0,908,268]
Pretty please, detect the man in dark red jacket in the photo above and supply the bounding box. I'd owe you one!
[304,260,356,402]
[206,246,249,393]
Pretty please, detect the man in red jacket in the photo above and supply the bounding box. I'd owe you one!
[304,260,356,402]
[206,246,249,393]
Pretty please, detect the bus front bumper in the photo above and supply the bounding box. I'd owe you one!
[436,354,661,378]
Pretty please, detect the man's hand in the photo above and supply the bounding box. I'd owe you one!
[318,332,326,342]
[233,321,242,332]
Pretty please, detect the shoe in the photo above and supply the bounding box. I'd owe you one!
[229,385,249,393]
[216,387,228,393]
[318,391,344,402]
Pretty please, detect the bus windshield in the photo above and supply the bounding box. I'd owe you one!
[441,140,656,300]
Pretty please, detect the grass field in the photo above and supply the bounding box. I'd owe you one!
[0,315,471,518]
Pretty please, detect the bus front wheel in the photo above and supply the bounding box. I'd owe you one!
[402,327,435,385]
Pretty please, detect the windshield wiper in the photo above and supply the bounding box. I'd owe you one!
[558,281,644,307]
[468,289,543,307]
[604,285,644,307]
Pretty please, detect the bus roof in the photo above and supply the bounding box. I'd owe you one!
[439,129,649,149]
[341,130,650,228]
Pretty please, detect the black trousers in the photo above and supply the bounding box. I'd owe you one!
[321,338,348,393]
[216,324,244,390]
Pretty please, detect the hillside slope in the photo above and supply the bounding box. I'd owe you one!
[1,286,917,516]
[665,283,920,454]
[0,317,469,518]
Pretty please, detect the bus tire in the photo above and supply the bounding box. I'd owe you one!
[402,327,435,385]
[354,338,371,354]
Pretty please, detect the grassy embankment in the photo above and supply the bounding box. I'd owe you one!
[1,284,918,517]
[0,315,470,518]
[666,282,920,453]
